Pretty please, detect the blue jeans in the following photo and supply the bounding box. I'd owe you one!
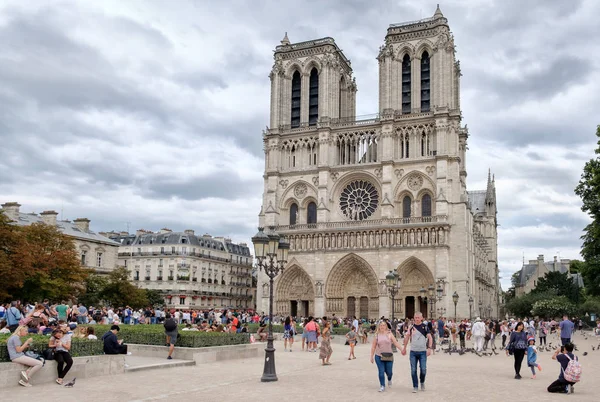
[124,317,131,325]
[374,355,393,387]
[409,350,427,388]
[151,317,157,324]
[561,337,571,346]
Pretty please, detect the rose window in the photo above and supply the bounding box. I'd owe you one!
[339,180,379,221]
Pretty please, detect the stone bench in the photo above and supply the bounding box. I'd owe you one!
[0,354,125,388]
[127,343,261,364]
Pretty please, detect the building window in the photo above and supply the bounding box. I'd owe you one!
[179,297,185,305]
[290,203,298,225]
[422,194,432,217]
[160,247,164,254]
[134,270,139,280]
[309,68,319,126]
[402,54,411,114]
[400,132,410,159]
[171,246,176,254]
[291,71,301,128]
[159,258,163,267]
[81,251,87,266]
[97,252,103,267]
[420,51,430,112]
[182,247,187,255]
[307,202,317,224]
[402,196,411,218]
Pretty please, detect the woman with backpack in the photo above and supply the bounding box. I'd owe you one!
[506,321,528,379]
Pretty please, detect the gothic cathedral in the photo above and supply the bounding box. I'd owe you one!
[257,6,500,321]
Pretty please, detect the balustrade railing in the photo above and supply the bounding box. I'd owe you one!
[277,215,447,232]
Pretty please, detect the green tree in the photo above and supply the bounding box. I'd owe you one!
[574,125,600,296]
[532,271,581,303]
[100,267,148,309]
[79,274,109,307]
[532,296,576,319]
[145,289,164,307]
[505,291,553,318]
[0,214,29,300]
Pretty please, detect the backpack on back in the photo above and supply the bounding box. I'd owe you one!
[563,355,582,383]
[164,318,177,332]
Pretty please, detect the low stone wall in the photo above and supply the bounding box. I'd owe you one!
[0,354,125,388]
[127,343,261,364]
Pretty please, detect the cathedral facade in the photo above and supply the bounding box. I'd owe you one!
[257,6,500,320]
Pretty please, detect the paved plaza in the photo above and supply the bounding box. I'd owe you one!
[6,332,600,401]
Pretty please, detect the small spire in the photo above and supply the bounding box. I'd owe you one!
[281,32,290,45]
[434,4,443,18]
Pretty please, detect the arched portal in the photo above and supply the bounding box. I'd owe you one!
[325,254,379,319]
[396,257,435,319]
[275,265,314,317]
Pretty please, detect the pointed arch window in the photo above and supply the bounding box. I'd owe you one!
[402,54,411,114]
[309,68,319,126]
[422,194,432,217]
[291,71,301,128]
[421,52,430,112]
[290,203,298,225]
[403,196,412,218]
[307,202,317,224]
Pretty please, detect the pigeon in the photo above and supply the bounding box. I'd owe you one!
[592,346,595,351]
[64,378,76,388]
[583,352,588,356]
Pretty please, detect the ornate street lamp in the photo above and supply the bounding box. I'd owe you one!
[419,286,426,317]
[428,285,435,319]
[468,296,474,321]
[386,270,400,322]
[252,227,289,382]
[452,291,459,321]
[478,300,483,318]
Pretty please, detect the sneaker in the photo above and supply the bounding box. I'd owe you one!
[20,371,29,382]
[421,383,425,391]
[167,356,173,360]
[18,380,31,387]
[388,380,392,388]
[537,364,542,372]
[514,375,521,380]
[379,386,385,392]
[412,388,418,393]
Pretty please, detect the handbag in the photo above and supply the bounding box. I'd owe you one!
[43,348,56,360]
[376,334,394,362]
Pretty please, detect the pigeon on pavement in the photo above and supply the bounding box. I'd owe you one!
[64,378,76,388]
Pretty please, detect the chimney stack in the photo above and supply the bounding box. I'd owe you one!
[40,210,59,226]
[1,202,21,222]
[74,218,90,232]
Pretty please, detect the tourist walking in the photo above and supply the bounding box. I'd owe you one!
[305,317,318,352]
[547,343,578,394]
[49,328,73,384]
[370,320,403,392]
[506,321,528,379]
[458,320,466,349]
[402,312,433,393]
[283,316,294,352]
[8,325,43,387]
[319,321,333,365]
[472,317,485,352]
[526,337,542,379]
[559,315,574,346]
[164,313,178,359]
[346,325,357,360]
[501,321,509,348]
[538,319,548,346]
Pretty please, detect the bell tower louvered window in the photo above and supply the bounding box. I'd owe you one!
[309,68,319,126]
[403,196,411,218]
[421,52,430,112]
[402,54,411,114]
[307,202,317,224]
[291,71,301,128]
[422,194,432,217]
[290,203,298,225]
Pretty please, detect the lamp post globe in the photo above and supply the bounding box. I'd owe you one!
[468,296,474,321]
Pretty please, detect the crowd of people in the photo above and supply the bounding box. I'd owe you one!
[1,298,595,393]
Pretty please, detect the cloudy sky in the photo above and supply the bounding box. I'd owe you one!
[1,0,598,289]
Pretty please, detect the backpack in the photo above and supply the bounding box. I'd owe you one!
[164,318,177,332]
[563,355,582,383]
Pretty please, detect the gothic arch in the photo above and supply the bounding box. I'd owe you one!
[303,57,322,75]
[393,170,436,200]
[279,180,318,209]
[396,44,415,60]
[396,256,435,293]
[275,264,315,316]
[284,61,304,79]
[325,253,379,299]
[415,39,435,58]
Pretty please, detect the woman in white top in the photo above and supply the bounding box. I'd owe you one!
[500,321,509,349]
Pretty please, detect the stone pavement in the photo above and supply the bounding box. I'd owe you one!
[5,331,600,401]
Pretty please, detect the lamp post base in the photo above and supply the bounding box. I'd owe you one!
[261,340,278,382]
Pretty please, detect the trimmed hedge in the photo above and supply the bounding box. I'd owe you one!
[0,335,104,362]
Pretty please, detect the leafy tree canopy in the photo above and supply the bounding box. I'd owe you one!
[532,296,576,319]
[99,267,148,309]
[531,271,581,304]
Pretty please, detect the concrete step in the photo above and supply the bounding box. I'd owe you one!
[124,356,196,373]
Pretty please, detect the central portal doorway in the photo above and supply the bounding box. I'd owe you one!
[405,296,415,318]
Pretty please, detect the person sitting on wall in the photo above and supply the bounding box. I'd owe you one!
[101,325,129,355]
